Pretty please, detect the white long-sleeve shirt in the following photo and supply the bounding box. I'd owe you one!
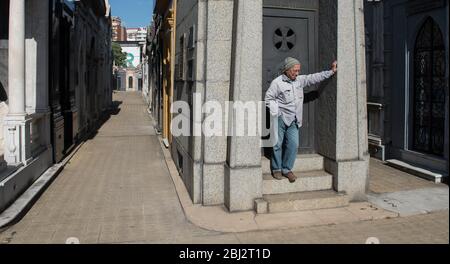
[265,70,334,127]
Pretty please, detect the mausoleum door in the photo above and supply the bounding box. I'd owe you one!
[412,18,446,157]
[263,8,317,154]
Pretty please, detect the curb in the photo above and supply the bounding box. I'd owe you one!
[155,133,401,233]
[0,141,85,230]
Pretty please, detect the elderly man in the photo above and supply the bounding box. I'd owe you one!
[265,57,337,183]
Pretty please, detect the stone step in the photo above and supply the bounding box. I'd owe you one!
[386,159,447,184]
[262,170,332,195]
[255,190,349,214]
[261,154,324,174]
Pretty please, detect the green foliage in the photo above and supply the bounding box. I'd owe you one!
[112,42,127,67]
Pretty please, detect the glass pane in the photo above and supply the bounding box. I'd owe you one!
[432,103,445,119]
[416,19,432,49]
[413,18,446,156]
[431,129,444,155]
[415,51,430,76]
[433,22,444,48]
[415,78,429,101]
[433,50,446,76]
[414,127,430,152]
[432,77,446,103]
[415,101,430,125]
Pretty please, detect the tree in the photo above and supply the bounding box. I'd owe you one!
[112,42,126,67]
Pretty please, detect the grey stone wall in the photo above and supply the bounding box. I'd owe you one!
[70,1,113,139]
[385,0,406,155]
[73,11,89,137]
[225,0,263,212]
[336,0,368,161]
[202,0,234,205]
[174,0,199,158]
[172,0,372,208]
[317,0,369,202]
[25,0,49,113]
[173,0,235,206]
[316,0,337,160]
[364,1,386,159]
[172,0,201,203]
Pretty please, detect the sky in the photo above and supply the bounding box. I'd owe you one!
[109,0,154,28]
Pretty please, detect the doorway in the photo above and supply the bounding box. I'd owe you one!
[263,8,318,154]
[412,17,446,157]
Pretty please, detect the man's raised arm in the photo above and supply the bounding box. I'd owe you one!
[298,61,337,89]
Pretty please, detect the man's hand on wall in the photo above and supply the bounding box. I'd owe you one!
[331,61,338,73]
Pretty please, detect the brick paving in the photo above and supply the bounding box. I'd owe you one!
[236,210,449,244]
[369,158,446,194]
[0,92,447,244]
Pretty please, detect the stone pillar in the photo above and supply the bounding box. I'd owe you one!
[3,0,32,165]
[201,0,234,205]
[318,0,369,201]
[224,0,263,212]
[7,0,25,116]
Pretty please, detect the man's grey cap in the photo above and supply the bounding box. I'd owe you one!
[281,57,301,73]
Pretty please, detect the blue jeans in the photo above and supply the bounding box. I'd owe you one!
[272,117,299,175]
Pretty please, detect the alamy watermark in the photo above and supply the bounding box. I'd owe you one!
[170,93,279,148]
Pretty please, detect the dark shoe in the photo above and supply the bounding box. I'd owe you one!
[284,172,297,183]
[272,171,284,180]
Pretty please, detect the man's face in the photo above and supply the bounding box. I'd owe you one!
[285,64,301,81]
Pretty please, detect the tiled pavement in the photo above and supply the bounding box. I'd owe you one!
[369,158,445,194]
[0,92,448,244]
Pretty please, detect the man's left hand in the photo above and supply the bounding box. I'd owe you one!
[331,61,338,73]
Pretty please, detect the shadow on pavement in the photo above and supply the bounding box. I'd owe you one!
[86,100,122,140]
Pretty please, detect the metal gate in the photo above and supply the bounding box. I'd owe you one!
[412,17,446,157]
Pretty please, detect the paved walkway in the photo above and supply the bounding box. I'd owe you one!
[368,158,449,217]
[0,92,448,244]
[369,159,445,194]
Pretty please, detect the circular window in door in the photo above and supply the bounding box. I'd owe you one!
[273,27,296,52]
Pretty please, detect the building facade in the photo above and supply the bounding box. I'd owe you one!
[149,0,176,143]
[127,27,148,43]
[114,41,144,92]
[112,16,127,41]
[149,0,369,213]
[0,0,54,213]
[0,0,113,213]
[141,29,151,106]
[115,68,143,91]
[365,0,449,181]
[146,14,164,134]
[49,0,113,163]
